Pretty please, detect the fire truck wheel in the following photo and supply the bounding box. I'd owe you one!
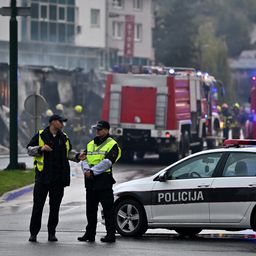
[180,131,190,157]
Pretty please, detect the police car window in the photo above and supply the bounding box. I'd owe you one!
[222,153,256,177]
[167,153,222,180]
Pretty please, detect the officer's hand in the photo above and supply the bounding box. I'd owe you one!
[79,152,86,161]
[84,170,92,178]
[41,144,53,152]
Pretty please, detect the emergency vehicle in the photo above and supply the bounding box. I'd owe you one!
[249,76,256,138]
[109,139,256,237]
[102,66,221,162]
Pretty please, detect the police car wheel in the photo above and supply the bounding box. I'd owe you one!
[174,228,202,237]
[114,199,148,237]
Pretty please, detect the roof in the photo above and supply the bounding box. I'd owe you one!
[229,50,256,69]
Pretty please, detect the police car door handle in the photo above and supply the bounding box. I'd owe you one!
[197,184,210,188]
[248,183,256,187]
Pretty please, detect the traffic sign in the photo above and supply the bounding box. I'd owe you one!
[24,94,47,116]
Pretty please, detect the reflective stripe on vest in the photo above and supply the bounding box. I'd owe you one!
[34,130,70,172]
[86,137,121,173]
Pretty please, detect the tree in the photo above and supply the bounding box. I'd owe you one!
[153,0,256,103]
[154,0,198,67]
[215,10,252,57]
[195,22,234,103]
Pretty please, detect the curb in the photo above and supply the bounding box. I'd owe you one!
[0,184,34,202]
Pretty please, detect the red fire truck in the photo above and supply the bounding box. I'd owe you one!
[101,66,220,162]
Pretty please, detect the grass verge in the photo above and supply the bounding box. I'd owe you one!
[0,169,34,196]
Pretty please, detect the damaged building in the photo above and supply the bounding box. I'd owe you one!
[0,63,104,153]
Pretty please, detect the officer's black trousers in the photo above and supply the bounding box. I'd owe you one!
[29,182,64,236]
[85,188,115,237]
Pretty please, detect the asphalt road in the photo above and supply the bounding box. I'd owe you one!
[0,157,256,255]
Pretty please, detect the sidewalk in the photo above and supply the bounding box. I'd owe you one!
[0,154,34,170]
[0,160,82,203]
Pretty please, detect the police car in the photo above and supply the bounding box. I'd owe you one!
[112,140,256,237]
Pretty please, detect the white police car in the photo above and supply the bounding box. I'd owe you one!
[112,140,256,237]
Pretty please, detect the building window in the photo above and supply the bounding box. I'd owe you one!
[112,21,123,39]
[31,21,39,40]
[49,5,57,20]
[31,3,39,19]
[58,23,66,42]
[49,22,57,42]
[112,0,124,9]
[67,7,75,22]
[133,0,143,11]
[30,0,75,44]
[58,6,66,21]
[67,24,75,43]
[134,23,142,41]
[40,21,48,41]
[40,4,48,20]
[90,9,100,27]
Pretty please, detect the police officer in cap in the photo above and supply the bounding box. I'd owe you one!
[27,114,82,242]
[78,120,121,243]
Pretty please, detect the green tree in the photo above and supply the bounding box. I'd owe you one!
[154,0,198,67]
[216,10,252,57]
[153,0,256,103]
[196,22,234,103]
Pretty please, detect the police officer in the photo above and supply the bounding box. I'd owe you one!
[231,103,241,139]
[78,120,121,243]
[27,114,81,242]
[221,103,232,139]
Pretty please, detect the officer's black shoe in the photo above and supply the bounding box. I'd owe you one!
[48,234,58,242]
[28,235,37,242]
[100,235,116,243]
[77,234,95,242]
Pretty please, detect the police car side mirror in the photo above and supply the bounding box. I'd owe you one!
[158,172,167,182]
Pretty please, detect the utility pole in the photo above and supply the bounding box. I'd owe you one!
[8,0,18,169]
[0,0,30,169]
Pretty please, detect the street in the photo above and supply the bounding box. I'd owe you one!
[0,157,256,255]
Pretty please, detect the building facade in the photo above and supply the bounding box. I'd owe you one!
[0,0,155,153]
[107,0,155,66]
[0,0,155,71]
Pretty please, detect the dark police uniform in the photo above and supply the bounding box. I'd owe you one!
[78,133,121,243]
[27,125,77,241]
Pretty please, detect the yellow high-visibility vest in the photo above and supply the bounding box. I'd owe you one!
[86,137,121,173]
[34,130,70,172]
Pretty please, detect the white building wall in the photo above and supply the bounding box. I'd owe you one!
[107,0,154,60]
[76,0,155,60]
[75,0,106,48]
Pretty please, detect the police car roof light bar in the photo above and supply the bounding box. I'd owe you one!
[223,139,256,147]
